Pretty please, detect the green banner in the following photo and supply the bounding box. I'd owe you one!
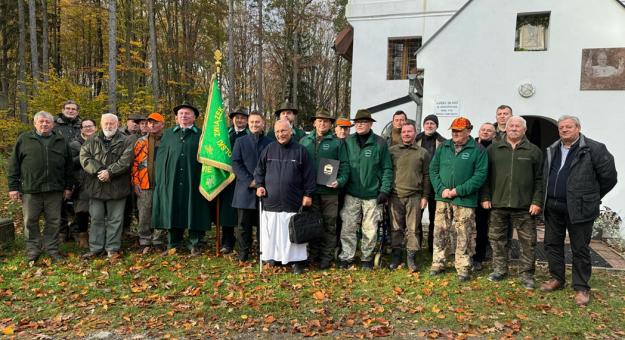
[197,75,235,201]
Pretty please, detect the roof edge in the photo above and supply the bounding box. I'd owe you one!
[414,0,474,57]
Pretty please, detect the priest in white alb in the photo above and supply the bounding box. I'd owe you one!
[254,119,316,274]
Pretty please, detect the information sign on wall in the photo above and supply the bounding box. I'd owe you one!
[434,100,460,116]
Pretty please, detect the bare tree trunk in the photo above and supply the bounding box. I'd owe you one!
[51,0,57,74]
[0,0,10,96]
[125,0,133,103]
[257,0,263,116]
[292,30,297,108]
[147,0,159,111]
[41,0,49,84]
[29,0,40,89]
[18,0,28,123]
[95,0,104,96]
[334,56,339,117]
[228,0,234,111]
[108,0,117,113]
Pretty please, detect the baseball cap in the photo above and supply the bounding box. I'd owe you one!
[147,113,164,123]
[449,117,473,131]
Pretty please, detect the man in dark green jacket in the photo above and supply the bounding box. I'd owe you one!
[339,110,393,271]
[429,117,487,281]
[266,102,307,143]
[80,114,135,259]
[300,108,350,270]
[388,123,431,272]
[480,116,543,289]
[9,111,74,264]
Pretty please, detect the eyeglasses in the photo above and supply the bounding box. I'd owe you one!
[82,125,95,129]
[64,108,78,111]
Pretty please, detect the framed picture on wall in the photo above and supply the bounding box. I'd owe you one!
[580,48,625,90]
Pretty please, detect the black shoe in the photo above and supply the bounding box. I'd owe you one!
[361,260,373,271]
[220,246,233,255]
[292,263,304,275]
[319,260,331,270]
[388,248,403,270]
[48,252,64,262]
[27,253,40,264]
[406,250,419,272]
[154,244,165,253]
[458,275,470,282]
[137,245,150,254]
[521,277,535,289]
[81,251,104,259]
[473,261,483,271]
[236,251,249,262]
[338,260,350,269]
[190,248,202,257]
[487,272,508,282]
[429,269,443,276]
[268,260,276,267]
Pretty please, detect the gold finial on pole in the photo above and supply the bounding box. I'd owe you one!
[215,50,223,74]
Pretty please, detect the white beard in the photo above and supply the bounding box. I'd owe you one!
[103,129,117,138]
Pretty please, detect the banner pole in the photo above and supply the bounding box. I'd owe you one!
[216,195,221,257]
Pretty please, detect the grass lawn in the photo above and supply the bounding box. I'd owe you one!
[0,157,624,339]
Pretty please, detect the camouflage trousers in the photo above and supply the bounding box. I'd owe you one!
[137,189,166,246]
[431,202,476,277]
[339,195,383,262]
[489,208,536,277]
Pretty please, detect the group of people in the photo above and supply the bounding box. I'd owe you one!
[8,100,617,306]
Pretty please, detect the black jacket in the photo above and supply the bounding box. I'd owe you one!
[415,131,447,158]
[543,133,617,224]
[254,138,316,213]
[231,133,274,210]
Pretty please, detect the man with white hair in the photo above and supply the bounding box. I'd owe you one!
[540,115,617,305]
[480,116,543,289]
[8,111,74,264]
[80,113,135,259]
[254,119,316,274]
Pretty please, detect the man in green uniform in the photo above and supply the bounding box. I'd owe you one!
[493,105,512,141]
[429,117,488,281]
[480,116,543,289]
[266,102,307,143]
[152,102,213,256]
[220,106,250,254]
[339,109,393,271]
[300,108,350,270]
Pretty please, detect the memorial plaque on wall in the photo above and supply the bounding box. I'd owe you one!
[580,48,625,90]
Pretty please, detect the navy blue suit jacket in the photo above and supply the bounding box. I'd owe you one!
[231,133,274,209]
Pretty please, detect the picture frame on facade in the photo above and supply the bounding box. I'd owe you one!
[580,48,625,90]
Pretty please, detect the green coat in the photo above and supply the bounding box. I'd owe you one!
[8,130,74,194]
[151,125,212,231]
[480,136,543,209]
[429,136,488,208]
[80,130,134,200]
[219,127,249,227]
[344,132,393,200]
[52,114,82,143]
[266,124,307,143]
[389,143,432,199]
[70,134,89,212]
[300,129,350,195]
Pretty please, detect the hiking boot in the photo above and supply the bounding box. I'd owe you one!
[48,252,64,262]
[458,275,470,282]
[137,245,150,254]
[154,244,165,253]
[81,251,104,259]
[79,232,89,249]
[292,263,304,275]
[388,248,403,270]
[190,247,202,257]
[27,253,40,264]
[540,279,565,292]
[429,268,443,276]
[236,251,249,262]
[521,276,535,290]
[319,260,332,270]
[268,260,276,267]
[338,260,350,269]
[406,250,419,272]
[487,272,508,282]
[574,290,590,305]
[361,260,373,271]
[220,246,233,255]
[473,261,483,271]
[107,250,119,258]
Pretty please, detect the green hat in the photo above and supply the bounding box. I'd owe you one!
[229,106,249,119]
[309,108,336,123]
[173,101,200,118]
[352,109,376,122]
[127,113,147,122]
[274,102,299,116]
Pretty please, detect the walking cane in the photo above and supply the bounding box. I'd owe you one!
[259,196,263,276]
